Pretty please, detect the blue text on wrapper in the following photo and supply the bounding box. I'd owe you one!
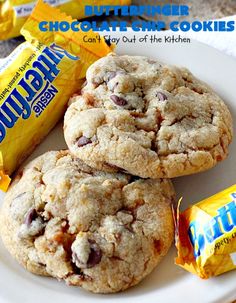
[188,194,236,258]
[0,44,78,143]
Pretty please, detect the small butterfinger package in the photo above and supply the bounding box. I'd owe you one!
[0,0,112,190]
[175,185,236,279]
[0,0,131,40]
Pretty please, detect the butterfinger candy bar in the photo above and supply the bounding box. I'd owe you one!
[0,0,112,191]
[175,185,236,278]
[0,0,131,40]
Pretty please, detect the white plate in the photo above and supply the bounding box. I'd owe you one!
[0,31,236,303]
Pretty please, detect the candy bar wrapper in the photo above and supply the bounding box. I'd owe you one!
[0,152,11,191]
[0,0,112,191]
[0,0,131,40]
[175,185,236,279]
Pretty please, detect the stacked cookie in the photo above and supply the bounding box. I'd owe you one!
[0,54,233,294]
[64,54,232,178]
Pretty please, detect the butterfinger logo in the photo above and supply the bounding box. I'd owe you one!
[0,44,78,142]
[176,185,236,278]
[189,197,236,258]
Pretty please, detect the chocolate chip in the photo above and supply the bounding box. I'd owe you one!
[24,208,38,227]
[77,136,92,147]
[87,241,102,268]
[110,95,127,106]
[156,92,167,101]
[72,240,102,269]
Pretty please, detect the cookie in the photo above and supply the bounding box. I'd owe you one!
[64,54,233,178]
[0,150,175,293]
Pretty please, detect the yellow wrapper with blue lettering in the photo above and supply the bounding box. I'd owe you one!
[175,185,236,278]
[0,0,112,190]
[0,0,131,40]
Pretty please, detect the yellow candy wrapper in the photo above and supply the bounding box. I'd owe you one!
[175,185,236,279]
[0,0,131,40]
[0,152,11,192]
[0,0,112,190]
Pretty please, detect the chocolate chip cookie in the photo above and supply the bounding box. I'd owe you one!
[0,150,175,293]
[64,54,233,178]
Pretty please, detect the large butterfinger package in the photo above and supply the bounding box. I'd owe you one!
[0,0,113,190]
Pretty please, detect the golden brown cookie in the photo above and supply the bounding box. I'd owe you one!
[0,150,175,293]
[64,54,233,178]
